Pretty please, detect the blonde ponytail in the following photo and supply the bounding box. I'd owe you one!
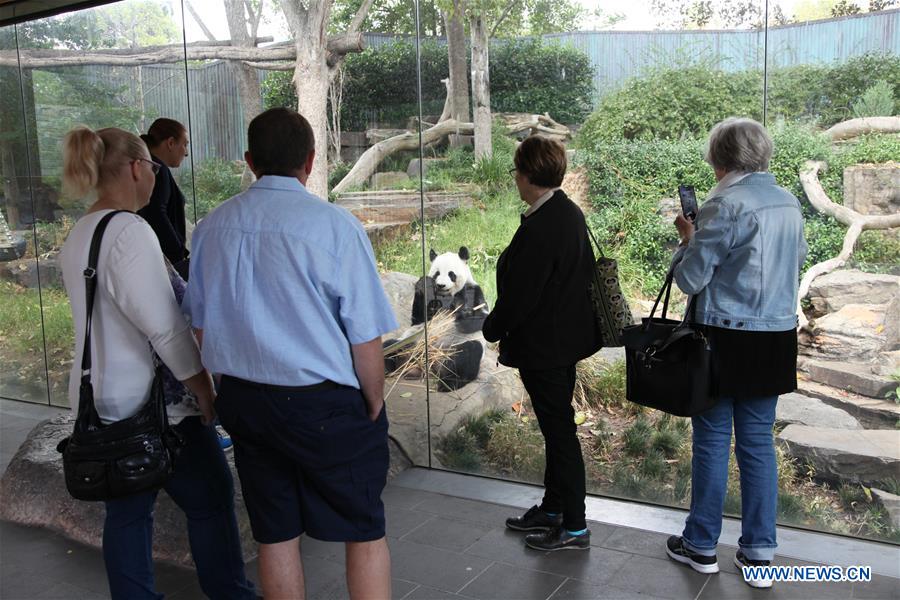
[62,126,104,198]
[62,126,149,198]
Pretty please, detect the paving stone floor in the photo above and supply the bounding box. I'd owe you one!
[1,399,898,600]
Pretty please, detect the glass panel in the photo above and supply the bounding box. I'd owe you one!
[428,0,770,508]
[0,23,50,404]
[766,2,900,544]
[14,0,191,407]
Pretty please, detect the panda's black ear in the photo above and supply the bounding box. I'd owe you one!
[458,246,470,261]
[429,249,437,261]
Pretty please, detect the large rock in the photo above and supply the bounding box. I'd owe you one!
[2,251,63,289]
[802,301,900,361]
[372,171,412,190]
[0,415,253,567]
[807,269,900,316]
[406,158,445,180]
[385,334,525,466]
[381,271,418,338]
[843,162,900,216]
[775,392,862,429]
[777,425,900,486]
[805,360,896,399]
[798,379,900,430]
[0,415,413,567]
[871,488,900,530]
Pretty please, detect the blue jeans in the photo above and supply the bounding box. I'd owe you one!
[682,395,778,562]
[102,417,256,600]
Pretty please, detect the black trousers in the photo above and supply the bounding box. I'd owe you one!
[519,364,586,531]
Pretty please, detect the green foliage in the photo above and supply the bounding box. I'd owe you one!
[650,428,683,459]
[183,158,244,221]
[852,80,896,118]
[639,449,667,479]
[262,38,594,129]
[623,417,652,457]
[483,416,547,481]
[0,281,72,364]
[490,38,595,123]
[578,53,900,145]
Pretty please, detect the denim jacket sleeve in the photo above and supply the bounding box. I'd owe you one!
[673,198,735,296]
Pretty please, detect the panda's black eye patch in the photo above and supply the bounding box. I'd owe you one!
[449,271,457,282]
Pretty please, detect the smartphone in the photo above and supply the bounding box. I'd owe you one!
[678,184,699,220]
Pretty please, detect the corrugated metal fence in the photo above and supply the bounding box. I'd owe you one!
[49,10,900,165]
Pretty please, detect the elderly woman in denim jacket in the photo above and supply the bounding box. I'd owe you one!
[663,118,807,589]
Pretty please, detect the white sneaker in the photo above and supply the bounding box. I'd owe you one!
[734,550,773,588]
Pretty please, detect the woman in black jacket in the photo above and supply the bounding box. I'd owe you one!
[482,135,601,552]
[139,118,191,279]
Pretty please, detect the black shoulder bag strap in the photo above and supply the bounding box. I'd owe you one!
[76,210,129,431]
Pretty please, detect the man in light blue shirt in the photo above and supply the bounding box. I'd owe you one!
[185,108,397,600]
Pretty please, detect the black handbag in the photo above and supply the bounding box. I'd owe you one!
[586,226,634,347]
[57,210,182,501]
[621,267,717,417]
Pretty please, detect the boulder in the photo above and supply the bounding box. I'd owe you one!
[0,415,413,567]
[805,360,896,399]
[381,271,418,339]
[657,197,681,224]
[776,425,900,486]
[807,269,899,316]
[372,171,412,190]
[802,301,900,361]
[0,415,253,567]
[407,158,446,180]
[843,162,900,216]
[870,488,900,530]
[798,378,900,430]
[2,251,63,289]
[562,167,593,215]
[385,334,525,466]
[775,392,862,429]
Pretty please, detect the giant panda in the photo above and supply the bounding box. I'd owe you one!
[411,246,489,334]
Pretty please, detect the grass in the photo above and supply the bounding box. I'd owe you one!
[373,189,523,304]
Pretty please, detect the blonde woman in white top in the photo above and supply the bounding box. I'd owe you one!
[59,126,256,600]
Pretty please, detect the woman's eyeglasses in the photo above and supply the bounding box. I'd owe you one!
[134,158,161,175]
[508,167,517,175]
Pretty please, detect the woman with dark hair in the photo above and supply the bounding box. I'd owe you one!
[139,118,191,279]
[664,118,807,589]
[59,125,256,600]
[482,135,601,552]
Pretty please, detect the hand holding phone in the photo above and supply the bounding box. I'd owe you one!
[678,184,698,220]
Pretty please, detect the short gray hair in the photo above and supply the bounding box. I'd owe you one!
[705,117,773,173]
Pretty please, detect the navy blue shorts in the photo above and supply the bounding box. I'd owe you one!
[215,376,389,544]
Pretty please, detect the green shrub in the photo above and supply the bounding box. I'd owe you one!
[262,38,594,129]
[184,158,244,220]
[651,428,683,459]
[852,80,896,119]
[437,428,482,471]
[623,417,652,457]
[483,416,546,481]
[639,450,667,479]
[490,38,595,124]
[818,53,900,125]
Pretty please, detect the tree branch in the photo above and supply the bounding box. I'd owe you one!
[797,160,900,329]
[825,116,900,141]
[349,0,377,34]
[490,0,521,37]
[0,36,367,69]
[185,1,217,41]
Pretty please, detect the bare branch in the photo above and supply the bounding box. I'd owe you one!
[249,0,264,40]
[797,160,900,329]
[186,1,217,41]
[348,0,377,34]
[825,116,900,141]
[0,36,363,69]
[490,0,521,38]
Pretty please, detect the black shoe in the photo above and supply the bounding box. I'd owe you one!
[525,526,590,551]
[505,505,563,532]
[734,550,773,588]
[665,536,719,574]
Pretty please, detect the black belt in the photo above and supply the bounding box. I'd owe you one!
[222,375,343,394]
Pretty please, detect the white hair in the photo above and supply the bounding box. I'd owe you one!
[705,117,773,173]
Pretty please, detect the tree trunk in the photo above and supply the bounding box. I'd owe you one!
[282,0,331,198]
[223,0,263,129]
[470,14,491,160]
[332,119,474,195]
[443,1,469,147]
